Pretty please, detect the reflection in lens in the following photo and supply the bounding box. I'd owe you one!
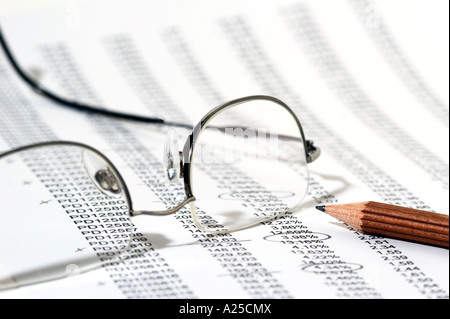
[189,98,309,232]
[0,143,132,290]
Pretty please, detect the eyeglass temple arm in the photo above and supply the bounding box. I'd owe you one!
[0,24,182,126]
[266,133,320,163]
[271,131,320,163]
[211,125,321,163]
[1,24,320,161]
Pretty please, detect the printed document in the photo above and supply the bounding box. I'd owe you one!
[0,0,448,298]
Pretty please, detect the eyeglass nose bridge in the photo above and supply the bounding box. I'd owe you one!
[163,129,184,183]
[130,129,195,217]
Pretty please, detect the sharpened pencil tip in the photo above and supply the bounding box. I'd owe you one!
[315,205,326,212]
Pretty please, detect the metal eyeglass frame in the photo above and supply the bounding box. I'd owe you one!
[0,25,321,228]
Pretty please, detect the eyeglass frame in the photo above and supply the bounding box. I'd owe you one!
[0,25,321,230]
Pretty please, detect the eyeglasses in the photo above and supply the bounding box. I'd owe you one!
[0,26,320,290]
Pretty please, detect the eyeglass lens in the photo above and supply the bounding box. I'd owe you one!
[189,98,309,232]
[0,144,133,290]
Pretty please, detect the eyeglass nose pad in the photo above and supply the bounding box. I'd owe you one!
[163,129,181,183]
[82,150,122,197]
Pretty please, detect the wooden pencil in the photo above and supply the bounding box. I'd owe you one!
[315,201,449,248]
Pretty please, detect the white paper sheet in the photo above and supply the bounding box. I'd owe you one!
[0,0,448,299]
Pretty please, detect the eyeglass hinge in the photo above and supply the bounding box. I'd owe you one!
[306,140,320,163]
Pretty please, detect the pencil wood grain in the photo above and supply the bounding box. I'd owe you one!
[317,201,449,248]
